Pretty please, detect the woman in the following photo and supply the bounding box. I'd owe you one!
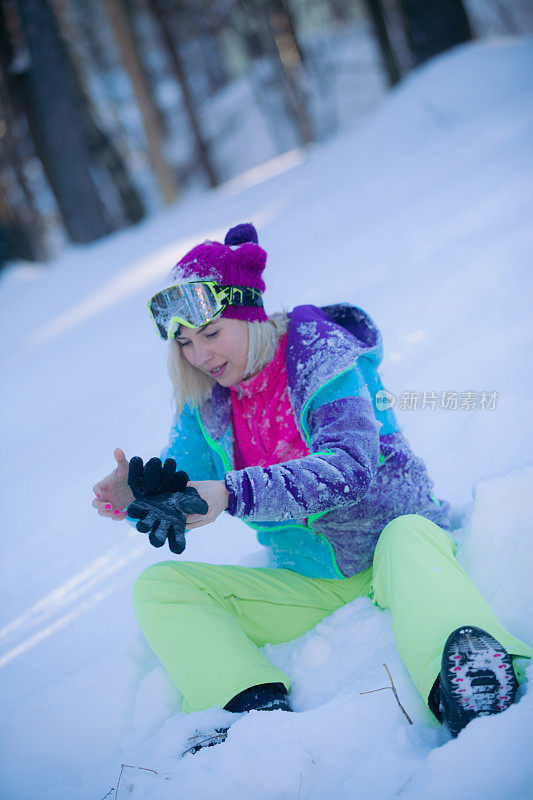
[93,223,532,751]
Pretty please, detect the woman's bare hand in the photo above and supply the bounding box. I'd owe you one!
[92,448,134,520]
[185,480,229,531]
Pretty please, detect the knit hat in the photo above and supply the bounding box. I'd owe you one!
[167,222,268,323]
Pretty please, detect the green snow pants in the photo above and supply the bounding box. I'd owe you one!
[132,514,533,716]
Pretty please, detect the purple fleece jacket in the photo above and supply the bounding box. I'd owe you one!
[201,304,450,577]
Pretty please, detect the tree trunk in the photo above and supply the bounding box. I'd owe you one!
[268,0,307,67]
[0,6,48,261]
[240,0,314,147]
[362,0,402,86]
[49,0,146,226]
[382,0,415,74]
[144,0,219,188]
[102,0,178,205]
[195,2,230,94]
[398,0,473,66]
[13,0,113,244]
[325,0,356,24]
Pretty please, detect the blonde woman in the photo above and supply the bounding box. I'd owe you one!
[93,223,532,753]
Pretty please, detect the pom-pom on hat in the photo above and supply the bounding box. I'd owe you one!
[168,223,268,322]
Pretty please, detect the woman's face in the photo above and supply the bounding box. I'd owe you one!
[176,317,249,387]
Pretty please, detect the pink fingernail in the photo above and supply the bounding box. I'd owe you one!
[97,493,101,498]
[114,510,120,515]
[105,504,112,509]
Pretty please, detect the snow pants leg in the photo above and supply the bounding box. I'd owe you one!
[132,514,533,716]
[369,514,533,711]
[132,559,373,713]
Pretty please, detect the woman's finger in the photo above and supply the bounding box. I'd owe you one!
[93,498,114,511]
[97,507,114,517]
[93,498,126,517]
[93,498,119,510]
[98,508,127,518]
[97,506,115,516]
[185,518,212,531]
[186,514,207,525]
[187,515,215,527]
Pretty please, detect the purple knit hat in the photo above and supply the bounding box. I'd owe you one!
[167,223,268,323]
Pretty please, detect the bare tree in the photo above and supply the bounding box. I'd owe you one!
[13,0,113,244]
[144,0,220,188]
[102,0,178,204]
[0,6,48,262]
[361,0,402,86]
[238,0,314,147]
[49,0,146,227]
[268,0,307,67]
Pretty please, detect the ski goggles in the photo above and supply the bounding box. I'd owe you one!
[148,280,264,340]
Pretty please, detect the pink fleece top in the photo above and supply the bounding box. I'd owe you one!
[229,333,310,470]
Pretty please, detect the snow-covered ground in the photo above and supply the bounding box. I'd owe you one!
[1,37,532,800]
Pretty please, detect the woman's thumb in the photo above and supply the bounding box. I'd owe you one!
[114,448,128,469]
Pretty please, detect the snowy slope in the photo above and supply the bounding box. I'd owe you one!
[0,37,532,800]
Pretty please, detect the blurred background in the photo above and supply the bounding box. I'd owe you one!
[2,0,532,268]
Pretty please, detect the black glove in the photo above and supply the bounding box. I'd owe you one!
[127,487,209,555]
[127,456,204,554]
[128,456,188,498]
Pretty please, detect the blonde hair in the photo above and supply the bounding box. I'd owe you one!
[168,312,289,419]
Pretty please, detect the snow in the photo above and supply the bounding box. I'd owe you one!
[1,36,533,800]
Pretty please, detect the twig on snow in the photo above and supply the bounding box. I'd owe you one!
[383,663,413,725]
[114,764,159,799]
[359,663,413,726]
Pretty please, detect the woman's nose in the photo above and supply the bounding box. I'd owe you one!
[193,343,212,366]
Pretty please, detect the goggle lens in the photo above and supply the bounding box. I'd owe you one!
[148,282,225,340]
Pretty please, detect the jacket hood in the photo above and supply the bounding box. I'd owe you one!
[286,304,383,423]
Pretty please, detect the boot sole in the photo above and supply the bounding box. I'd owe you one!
[440,626,518,736]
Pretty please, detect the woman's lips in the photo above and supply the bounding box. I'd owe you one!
[209,362,228,377]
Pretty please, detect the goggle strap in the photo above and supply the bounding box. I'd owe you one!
[218,284,264,309]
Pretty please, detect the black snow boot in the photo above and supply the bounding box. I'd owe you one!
[433,626,518,738]
[182,683,292,756]
[223,682,292,713]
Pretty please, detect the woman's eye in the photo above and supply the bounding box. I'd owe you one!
[178,340,190,347]
[206,331,218,338]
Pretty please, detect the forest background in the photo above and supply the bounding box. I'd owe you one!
[2,0,533,268]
